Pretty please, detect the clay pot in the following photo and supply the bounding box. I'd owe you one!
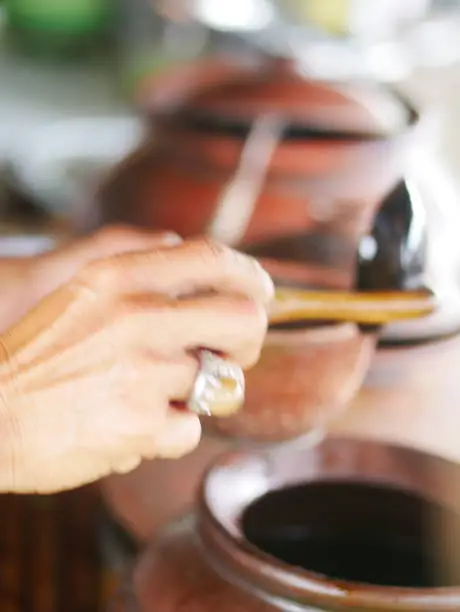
[112,437,460,612]
[204,322,375,440]
[93,57,420,287]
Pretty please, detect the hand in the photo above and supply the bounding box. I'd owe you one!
[0,237,273,493]
[0,226,183,331]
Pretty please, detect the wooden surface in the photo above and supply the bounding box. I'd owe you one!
[0,486,120,612]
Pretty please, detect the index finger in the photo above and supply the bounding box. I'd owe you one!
[78,238,275,305]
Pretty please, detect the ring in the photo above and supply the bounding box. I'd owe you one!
[187,350,245,417]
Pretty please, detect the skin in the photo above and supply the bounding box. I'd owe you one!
[0,227,273,494]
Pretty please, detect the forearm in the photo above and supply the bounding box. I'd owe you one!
[0,258,37,332]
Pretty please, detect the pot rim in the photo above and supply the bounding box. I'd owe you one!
[197,437,460,610]
[137,57,420,144]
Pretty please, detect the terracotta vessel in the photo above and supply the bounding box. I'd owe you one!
[203,322,374,440]
[93,57,420,288]
[112,437,460,612]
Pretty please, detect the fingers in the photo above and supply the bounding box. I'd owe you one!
[79,225,183,259]
[123,293,268,369]
[111,455,143,475]
[158,355,201,399]
[77,238,274,306]
[111,408,201,473]
[59,225,182,263]
[154,410,202,459]
[34,226,183,297]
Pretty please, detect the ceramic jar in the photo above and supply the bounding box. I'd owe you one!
[94,57,420,288]
[203,322,375,441]
[111,437,460,612]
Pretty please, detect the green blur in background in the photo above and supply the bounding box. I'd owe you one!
[5,0,112,57]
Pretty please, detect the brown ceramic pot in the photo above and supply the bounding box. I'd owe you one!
[112,437,460,612]
[93,57,420,284]
[204,322,375,440]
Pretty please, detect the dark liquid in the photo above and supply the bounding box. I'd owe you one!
[242,481,460,588]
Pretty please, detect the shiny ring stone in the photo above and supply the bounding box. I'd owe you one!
[187,350,245,417]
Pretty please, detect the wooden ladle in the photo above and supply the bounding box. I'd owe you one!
[269,287,436,326]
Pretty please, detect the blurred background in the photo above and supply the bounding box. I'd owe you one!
[1,0,460,237]
[1,3,460,611]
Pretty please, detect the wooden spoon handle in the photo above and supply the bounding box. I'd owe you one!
[269,289,437,325]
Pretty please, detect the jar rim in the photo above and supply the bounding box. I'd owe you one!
[139,58,420,142]
[197,437,460,610]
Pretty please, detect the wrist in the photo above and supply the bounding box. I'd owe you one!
[0,341,21,492]
[0,258,37,332]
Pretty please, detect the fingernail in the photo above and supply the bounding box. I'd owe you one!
[257,262,275,302]
[161,233,183,246]
[113,456,142,474]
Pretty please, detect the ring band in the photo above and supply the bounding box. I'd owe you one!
[187,350,245,417]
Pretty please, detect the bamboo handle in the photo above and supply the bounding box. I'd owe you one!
[269,288,437,325]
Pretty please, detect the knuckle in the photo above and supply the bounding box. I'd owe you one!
[242,299,269,335]
[193,239,261,284]
[77,259,122,296]
[194,238,230,265]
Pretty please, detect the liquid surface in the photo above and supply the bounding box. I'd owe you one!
[242,481,460,588]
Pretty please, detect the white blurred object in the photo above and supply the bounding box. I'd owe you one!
[6,116,145,219]
[0,235,59,257]
[247,0,460,81]
[279,0,431,36]
[193,0,275,31]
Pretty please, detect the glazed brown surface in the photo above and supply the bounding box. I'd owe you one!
[242,481,460,588]
[114,438,460,612]
[205,324,376,440]
[95,59,418,257]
